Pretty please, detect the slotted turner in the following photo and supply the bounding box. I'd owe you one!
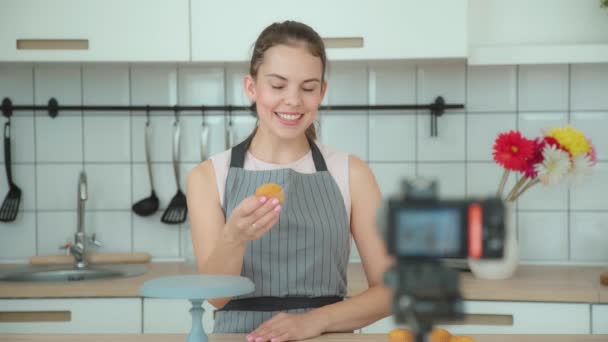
[161,118,187,224]
[0,121,21,222]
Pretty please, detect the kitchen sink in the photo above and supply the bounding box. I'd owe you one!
[0,264,147,282]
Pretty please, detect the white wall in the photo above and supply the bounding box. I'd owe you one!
[0,61,606,264]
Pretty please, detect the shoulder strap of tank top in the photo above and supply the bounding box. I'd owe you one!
[229,135,328,172]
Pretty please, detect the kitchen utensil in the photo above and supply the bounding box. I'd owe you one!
[132,109,160,216]
[0,121,21,222]
[200,108,209,161]
[30,252,152,265]
[161,114,187,224]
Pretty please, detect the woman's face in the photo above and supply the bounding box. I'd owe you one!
[244,43,326,140]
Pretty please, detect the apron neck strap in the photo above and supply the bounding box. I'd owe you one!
[229,135,328,172]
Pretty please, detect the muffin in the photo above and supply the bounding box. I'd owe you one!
[255,183,284,204]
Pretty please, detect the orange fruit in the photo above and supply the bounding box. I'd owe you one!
[449,336,474,342]
[429,328,451,342]
[255,183,284,204]
[388,328,413,342]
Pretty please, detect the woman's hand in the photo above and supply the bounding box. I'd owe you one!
[247,311,328,342]
[222,195,282,245]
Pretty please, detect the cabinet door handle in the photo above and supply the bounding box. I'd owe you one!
[16,39,89,50]
[436,313,514,326]
[0,310,71,322]
[322,37,364,49]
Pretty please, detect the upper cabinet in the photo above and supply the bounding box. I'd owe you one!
[0,0,190,62]
[468,0,608,65]
[191,0,468,62]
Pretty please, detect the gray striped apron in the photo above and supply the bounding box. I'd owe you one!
[212,136,351,333]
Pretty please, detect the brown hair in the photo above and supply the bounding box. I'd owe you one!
[247,20,327,141]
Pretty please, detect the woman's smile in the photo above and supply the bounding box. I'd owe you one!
[274,111,305,126]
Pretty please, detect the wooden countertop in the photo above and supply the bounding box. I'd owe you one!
[0,263,607,303]
[2,333,608,342]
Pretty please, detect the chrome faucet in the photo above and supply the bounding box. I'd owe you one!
[60,171,101,268]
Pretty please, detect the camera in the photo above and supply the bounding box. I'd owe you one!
[384,178,506,260]
[380,178,506,342]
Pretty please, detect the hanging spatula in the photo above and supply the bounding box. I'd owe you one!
[161,116,187,224]
[0,121,21,222]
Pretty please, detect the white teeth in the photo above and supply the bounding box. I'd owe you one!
[276,112,303,121]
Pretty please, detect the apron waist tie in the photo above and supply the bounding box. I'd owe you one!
[217,296,344,313]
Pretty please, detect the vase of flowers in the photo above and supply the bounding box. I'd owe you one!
[468,126,597,280]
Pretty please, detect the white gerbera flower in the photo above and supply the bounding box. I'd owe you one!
[534,145,571,185]
[569,153,593,185]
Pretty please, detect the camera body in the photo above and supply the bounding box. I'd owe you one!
[385,185,505,260]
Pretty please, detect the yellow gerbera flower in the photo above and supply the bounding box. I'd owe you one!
[546,126,590,157]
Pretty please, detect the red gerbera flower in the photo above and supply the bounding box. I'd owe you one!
[493,130,535,171]
[523,137,545,178]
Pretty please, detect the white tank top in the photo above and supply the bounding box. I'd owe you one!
[209,142,351,223]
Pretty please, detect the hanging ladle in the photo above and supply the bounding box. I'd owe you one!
[132,106,160,216]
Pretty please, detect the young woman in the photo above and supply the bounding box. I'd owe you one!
[186,20,393,341]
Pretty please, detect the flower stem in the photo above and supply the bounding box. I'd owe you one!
[496,170,510,198]
[505,176,527,202]
[511,178,540,201]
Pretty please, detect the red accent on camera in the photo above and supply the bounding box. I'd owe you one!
[468,203,482,259]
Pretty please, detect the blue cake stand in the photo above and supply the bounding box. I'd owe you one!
[140,275,255,342]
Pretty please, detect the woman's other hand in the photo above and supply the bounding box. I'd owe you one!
[247,311,328,342]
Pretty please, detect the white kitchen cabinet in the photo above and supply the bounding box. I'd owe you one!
[592,304,608,334]
[0,0,190,62]
[468,0,608,65]
[191,0,467,62]
[0,298,141,333]
[362,300,591,334]
[143,298,215,333]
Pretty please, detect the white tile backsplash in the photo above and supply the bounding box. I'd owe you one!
[133,212,180,259]
[467,65,517,112]
[84,164,131,210]
[417,163,466,199]
[571,64,608,110]
[35,115,83,163]
[369,163,416,198]
[0,212,36,259]
[85,211,132,253]
[320,114,367,160]
[570,212,608,262]
[34,64,81,105]
[417,113,465,161]
[417,62,465,105]
[84,116,131,162]
[82,65,130,106]
[467,163,518,199]
[0,61,606,264]
[0,64,33,104]
[178,65,225,105]
[37,211,78,256]
[369,113,416,162]
[36,164,83,211]
[518,65,569,111]
[327,62,368,105]
[367,62,416,105]
[519,212,569,261]
[570,162,608,211]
